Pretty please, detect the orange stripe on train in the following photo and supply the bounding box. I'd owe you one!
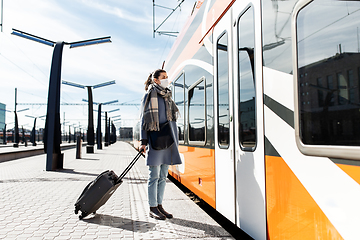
[169,145,215,208]
[336,163,360,186]
[265,155,342,239]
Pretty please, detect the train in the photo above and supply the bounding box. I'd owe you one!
[137,0,360,239]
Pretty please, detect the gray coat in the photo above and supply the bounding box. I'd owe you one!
[140,92,182,166]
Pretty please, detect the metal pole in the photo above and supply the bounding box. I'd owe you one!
[104,112,108,146]
[44,42,64,171]
[63,112,65,142]
[107,117,111,145]
[73,126,76,143]
[97,103,102,149]
[21,126,25,145]
[14,88,17,112]
[68,125,71,143]
[153,0,155,38]
[1,0,3,32]
[31,118,37,146]
[14,88,19,147]
[3,124,6,145]
[86,86,95,153]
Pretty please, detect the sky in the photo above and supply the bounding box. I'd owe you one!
[0,0,194,133]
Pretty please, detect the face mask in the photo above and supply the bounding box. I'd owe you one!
[159,78,169,88]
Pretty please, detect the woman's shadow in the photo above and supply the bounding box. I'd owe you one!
[83,214,156,233]
[84,214,240,238]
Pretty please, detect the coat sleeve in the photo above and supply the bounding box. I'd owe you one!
[140,93,148,145]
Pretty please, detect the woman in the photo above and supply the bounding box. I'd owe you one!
[139,69,182,220]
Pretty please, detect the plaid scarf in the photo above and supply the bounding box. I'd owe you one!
[142,84,179,131]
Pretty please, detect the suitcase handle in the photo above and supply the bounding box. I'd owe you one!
[116,151,144,184]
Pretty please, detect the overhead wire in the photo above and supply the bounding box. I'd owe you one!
[4,34,49,83]
[157,2,182,68]
[266,4,360,69]
[0,52,46,87]
[298,7,360,43]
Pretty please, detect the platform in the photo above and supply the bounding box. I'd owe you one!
[0,142,86,163]
[0,141,234,239]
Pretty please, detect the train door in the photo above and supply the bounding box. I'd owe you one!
[232,1,266,239]
[213,11,236,223]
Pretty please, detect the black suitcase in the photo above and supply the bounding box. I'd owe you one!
[74,151,143,219]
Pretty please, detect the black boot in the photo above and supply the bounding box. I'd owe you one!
[158,205,173,219]
[149,207,166,220]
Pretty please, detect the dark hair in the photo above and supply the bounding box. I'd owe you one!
[144,69,166,91]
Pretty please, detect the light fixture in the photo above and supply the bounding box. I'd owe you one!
[103,100,118,105]
[108,108,119,113]
[11,29,55,47]
[17,108,29,113]
[69,37,111,49]
[93,80,115,89]
[62,80,85,89]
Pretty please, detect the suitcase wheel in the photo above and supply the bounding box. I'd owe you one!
[79,212,86,220]
[74,205,80,215]
[79,210,87,220]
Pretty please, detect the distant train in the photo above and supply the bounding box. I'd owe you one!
[0,130,32,143]
[137,0,360,239]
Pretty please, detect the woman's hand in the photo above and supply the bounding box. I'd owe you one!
[139,145,147,153]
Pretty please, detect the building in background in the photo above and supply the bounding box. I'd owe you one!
[119,127,133,141]
[0,103,6,130]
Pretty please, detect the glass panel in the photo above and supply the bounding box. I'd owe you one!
[337,73,348,105]
[174,74,185,141]
[217,32,230,147]
[206,78,214,147]
[297,1,360,146]
[238,7,256,150]
[326,75,335,106]
[317,77,324,107]
[349,70,355,103]
[189,79,205,142]
[262,0,297,74]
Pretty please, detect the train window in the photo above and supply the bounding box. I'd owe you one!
[238,6,256,150]
[188,77,206,144]
[296,1,360,149]
[173,73,185,142]
[217,31,230,148]
[206,79,214,147]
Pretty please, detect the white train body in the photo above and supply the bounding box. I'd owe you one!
[162,0,360,239]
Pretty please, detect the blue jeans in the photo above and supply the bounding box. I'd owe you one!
[148,164,169,207]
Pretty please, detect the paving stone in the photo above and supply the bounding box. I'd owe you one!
[69,236,83,240]
[30,237,43,240]
[32,230,48,237]
[6,230,23,237]
[71,231,86,237]
[54,236,72,240]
